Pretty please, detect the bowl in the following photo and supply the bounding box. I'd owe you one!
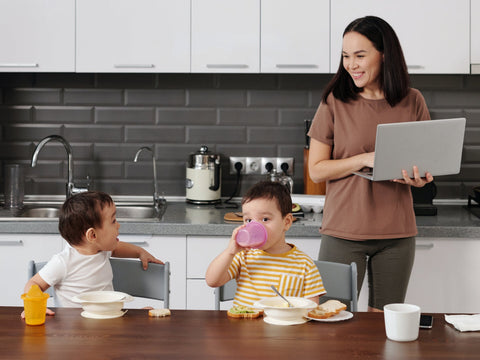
[71,291,133,315]
[253,296,317,324]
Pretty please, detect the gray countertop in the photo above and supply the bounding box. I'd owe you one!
[0,198,479,239]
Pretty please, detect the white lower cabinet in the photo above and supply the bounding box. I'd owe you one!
[122,235,186,310]
[357,237,480,312]
[405,237,480,313]
[186,236,321,310]
[0,234,64,306]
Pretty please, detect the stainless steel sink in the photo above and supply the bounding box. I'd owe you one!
[18,207,60,218]
[17,204,163,220]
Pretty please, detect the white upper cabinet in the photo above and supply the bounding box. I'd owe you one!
[331,0,470,74]
[191,0,260,73]
[261,0,329,73]
[76,0,190,73]
[0,0,75,72]
[472,0,480,67]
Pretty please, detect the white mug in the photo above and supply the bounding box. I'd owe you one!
[384,303,421,342]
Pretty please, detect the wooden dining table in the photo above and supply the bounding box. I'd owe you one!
[1,307,479,359]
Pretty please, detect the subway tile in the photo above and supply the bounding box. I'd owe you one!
[429,109,465,120]
[464,128,480,145]
[0,106,33,123]
[126,162,184,180]
[248,90,309,107]
[64,89,123,106]
[25,179,67,196]
[187,126,245,144]
[156,144,211,161]
[94,144,151,161]
[125,125,185,143]
[79,161,123,180]
[216,144,276,157]
[410,74,464,90]
[277,74,331,90]
[96,74,156,89]
[156,108,216,125]
[430,91,480,108]
[219,108,277,125]
[156,74,215,89]
[188,89,246,107]
[462,145,480,163]
[35,73,95,88]
[125,89,186,106]
[26,161,64,178]
[309,90,323,107]
[463,76,480,90]
[216,74,278,89]
[247,126,304,144]
[0,73,35,87]
[465,109,480,126]
[64,125,124,142]
[95,107,155,124]
[5,88,61,105]
[34,106,93,123]
[279,109,317,126]
[0,142,34,161]
[3,124,62,141]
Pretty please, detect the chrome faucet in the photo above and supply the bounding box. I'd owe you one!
[31,135,89,198]
[134,146,166,213]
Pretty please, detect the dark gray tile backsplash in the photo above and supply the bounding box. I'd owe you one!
[1,73,480,199]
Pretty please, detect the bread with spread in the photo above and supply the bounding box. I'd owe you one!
[227,305,262,319]
[307,300,347,319]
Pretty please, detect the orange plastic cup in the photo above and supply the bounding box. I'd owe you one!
[21,285,49,326]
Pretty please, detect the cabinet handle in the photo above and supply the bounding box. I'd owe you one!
[275,64,318,69]
[206,64,249,69]
[113,64,154,68]
[0,240,24,246]
[416,243,434,250]
[126,241,148,247]
[0,63,38,68]
[407,65,425,70]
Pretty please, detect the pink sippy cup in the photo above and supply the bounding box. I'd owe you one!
[235,221,268,248]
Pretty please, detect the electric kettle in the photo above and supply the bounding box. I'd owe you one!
[185,146,221,204]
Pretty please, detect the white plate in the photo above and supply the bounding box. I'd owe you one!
[305,310,353,322]
[81,310,127,319]
[264,316,309,326]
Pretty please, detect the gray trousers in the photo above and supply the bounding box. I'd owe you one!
[319,234,416,310]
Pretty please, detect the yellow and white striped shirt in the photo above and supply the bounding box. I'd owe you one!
[228,244,326,307]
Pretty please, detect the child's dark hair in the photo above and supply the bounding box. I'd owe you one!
[241,181,292,217]
[58,191,114,246]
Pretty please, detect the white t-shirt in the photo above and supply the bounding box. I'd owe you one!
[39,245,114,307]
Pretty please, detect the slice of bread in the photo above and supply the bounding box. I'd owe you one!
[307,300,347,319]
[148,308,171,317]
[227,305,262,319]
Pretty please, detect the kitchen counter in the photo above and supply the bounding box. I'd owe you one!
[0,197,478,238]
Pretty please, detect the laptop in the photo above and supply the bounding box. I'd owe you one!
[353,117,466,181]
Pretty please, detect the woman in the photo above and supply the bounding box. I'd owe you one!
[308,16,433,311]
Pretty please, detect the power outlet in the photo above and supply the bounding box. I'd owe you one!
[246,157,262,174]
[229,157,246,175]
[277,157,294,176]
[261,157,276,175]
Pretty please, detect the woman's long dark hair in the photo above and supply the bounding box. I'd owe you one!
[322,16,410,107]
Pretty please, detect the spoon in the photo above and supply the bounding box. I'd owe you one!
[270,285,293,308]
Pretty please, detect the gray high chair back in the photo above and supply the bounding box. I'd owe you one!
[214,279,237,310]
[314,260,358,312]
[28,258,170,308]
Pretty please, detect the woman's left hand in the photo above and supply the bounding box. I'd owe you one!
[392,165,434,187]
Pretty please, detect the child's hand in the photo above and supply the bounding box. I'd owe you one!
[20,308,55,319]
[228,225,246,254]
[139,249,164,270]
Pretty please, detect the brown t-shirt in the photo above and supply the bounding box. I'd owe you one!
[308,88,431,240]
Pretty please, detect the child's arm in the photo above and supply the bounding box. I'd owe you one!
[21,274,55,318]
[205,226,244,288]
[112,241,164,270]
